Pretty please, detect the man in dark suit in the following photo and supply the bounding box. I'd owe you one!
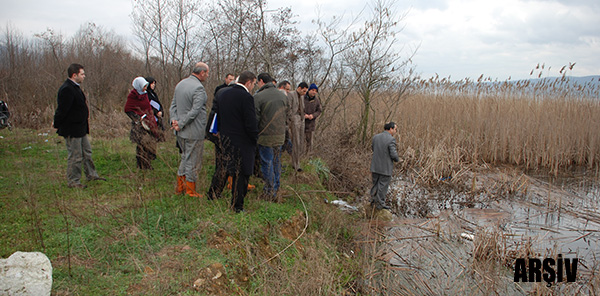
[214,73,235,96]
[370,122,400,210]
[53,63,105,188]
[213,71,259,212]
[206,83,231,200]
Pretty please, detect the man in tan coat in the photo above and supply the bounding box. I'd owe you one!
[286,82,308,172]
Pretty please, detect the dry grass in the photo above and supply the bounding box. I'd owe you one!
[315,78,600,195]
[398,92,600,174]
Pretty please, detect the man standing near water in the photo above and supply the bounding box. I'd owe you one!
[370,122,400,210]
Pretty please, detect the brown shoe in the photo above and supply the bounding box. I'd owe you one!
[247,184,256,190]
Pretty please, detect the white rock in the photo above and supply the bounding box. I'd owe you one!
[0,252,52,296]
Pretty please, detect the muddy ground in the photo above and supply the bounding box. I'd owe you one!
[361,167,600,295]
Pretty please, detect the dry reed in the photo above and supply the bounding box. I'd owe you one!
[316,77,600,190]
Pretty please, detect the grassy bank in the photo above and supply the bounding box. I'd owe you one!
[0,128,362,295]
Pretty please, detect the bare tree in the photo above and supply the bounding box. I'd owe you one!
[344,0,415,145]
[312,9,364,129]
[131,0,203,96]
[68,23,140,113]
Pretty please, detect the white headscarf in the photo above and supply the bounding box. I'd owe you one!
[132,77,149,95]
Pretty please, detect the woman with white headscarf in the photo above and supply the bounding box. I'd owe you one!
[124,77,158,170]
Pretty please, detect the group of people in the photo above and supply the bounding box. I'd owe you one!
[53,62,398,212]
[123,63,323,212]
[165,64,323,212]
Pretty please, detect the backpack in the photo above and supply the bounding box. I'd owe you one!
[0,100,11,130]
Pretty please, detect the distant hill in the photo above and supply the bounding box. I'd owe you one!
[522,75,600,86]
[422,75,600,99]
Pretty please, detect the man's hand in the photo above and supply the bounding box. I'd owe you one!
[171,120,180,131]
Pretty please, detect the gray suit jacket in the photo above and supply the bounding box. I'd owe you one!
[169,75,208,140]
[370,131,400,176]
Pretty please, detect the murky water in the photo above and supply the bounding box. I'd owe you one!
[464,199,600,263]
[376,171,600,294]
[391,172,600,263]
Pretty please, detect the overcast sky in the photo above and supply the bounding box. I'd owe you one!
[1,0,598,81]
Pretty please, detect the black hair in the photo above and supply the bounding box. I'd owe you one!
[298,82,309,89]
[238,71,257,85]
[277,80,290,89]
[257,72,273,83]
[384,122,396,131]
[67,63,84,78]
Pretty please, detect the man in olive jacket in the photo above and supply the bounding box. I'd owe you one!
[370,122,400,210]
[254,73,289,200]
[53,63,105,188]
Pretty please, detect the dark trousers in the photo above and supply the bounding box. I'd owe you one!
[370,172,391,209]
[222,139,250,212]
[305,130,313,153]
[207,139,226,199]
[231,173,249,212]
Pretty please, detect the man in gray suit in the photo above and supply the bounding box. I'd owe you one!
[170,62,209,198]
[370,122,400,210]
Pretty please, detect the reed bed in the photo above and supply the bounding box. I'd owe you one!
[317,77,600,187]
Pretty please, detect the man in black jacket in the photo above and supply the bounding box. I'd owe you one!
[213,71,259,212]
[53,63,105,188]
[206,84,230,200]
[214,73,235,96]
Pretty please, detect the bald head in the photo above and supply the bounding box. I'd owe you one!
[192,62,209,82]
[192,62,208,74]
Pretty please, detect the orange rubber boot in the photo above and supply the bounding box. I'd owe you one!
[185,181,203,198]
[176,175,185,194]
[226,176,233,190]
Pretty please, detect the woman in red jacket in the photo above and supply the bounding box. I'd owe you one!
[124,77,158,170]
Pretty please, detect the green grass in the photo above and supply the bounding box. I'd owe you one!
[0,128,362,295]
